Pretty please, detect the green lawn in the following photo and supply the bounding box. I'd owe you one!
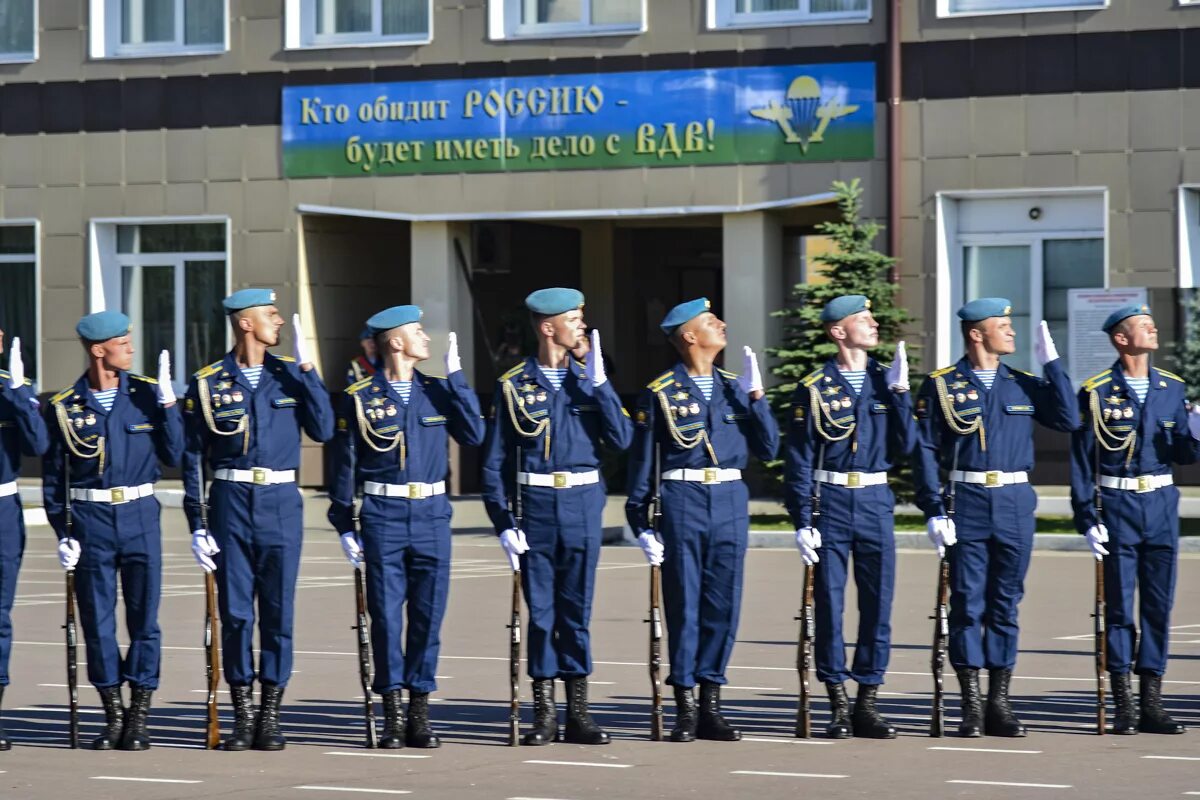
[749,514,1200,536]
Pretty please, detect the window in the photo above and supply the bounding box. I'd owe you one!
[89,0,227,58]
[285,0,432,49]
[490,0,645,39]
[0,0,35,62]
[92,220,229,388]
[937,0,1108,17]
[707,0,869,30]
[0,224,37,383]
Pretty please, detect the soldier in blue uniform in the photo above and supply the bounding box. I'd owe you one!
[914,298,1078,738]
[345,327,380,387]
[182,289,334,752]
[0,326,49,751]
[42,311,183,751]
[329,306,485,748]
[1070,304,1200,735]
[626,298,779,743]
[481,288,632,746]
[783,295,916,739]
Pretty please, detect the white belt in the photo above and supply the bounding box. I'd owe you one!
[517,470,600,489]
[949,470,1028,487]
[814,469,888,488]
[364,480,446,500]
[0,481,18,499]
[213,468,296,485]
[1100,474,1174,493]
[70,484,154,504]
[661,468,742,485]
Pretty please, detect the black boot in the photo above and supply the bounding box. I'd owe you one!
[224,684,255,751]
[119,686,153,751]
[0,686,10,751]
[670,685,697,743]
[521,679,557,746]
[984,669,1026,737]
[852,684,896,739]
[1139,675,1185,735]
[956,668,983,738]
[406,691,441,749]
[253,684,286,751]
[563,677,609,745]
[379,690,405,749]
[696,682,740,741]
[1110,673,1138,735]
[825,683,852,739]
[93,686,125,751]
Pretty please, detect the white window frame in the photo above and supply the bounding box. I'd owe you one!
[284,0,434,50]
[935,0,1108,18]
[0,0,37,64]
[706,0,871,31]
[88,217,232,392]
[0,219,41,384]
[1177,186,1200,290]
[488,0,646,41]
[88,0,229,59]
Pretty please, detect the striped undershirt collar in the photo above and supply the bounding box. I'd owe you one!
[538,366,568,391]
[91,387,117,412]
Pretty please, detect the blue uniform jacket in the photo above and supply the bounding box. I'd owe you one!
[181,351,334,531]
[913,357,1079,518]
[783,358,917,528]
[0,370,49,480]
[625,363,780,532]
[481,356,633,534]
[42,371,184,535]
[1069,363,1199,534]
[327,369,486,533]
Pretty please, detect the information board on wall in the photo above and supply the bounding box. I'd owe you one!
[1068,288,1148,385]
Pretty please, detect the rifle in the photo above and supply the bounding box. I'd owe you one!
[507,445,523,747]
[348,437,379,748]
[1092,445,1106,736]
[646,444,664,741]
[198,458,221,749]
[795,443,822,739]
[930,440,958,737]
[63,452,79,749]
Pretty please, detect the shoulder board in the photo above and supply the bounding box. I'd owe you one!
[276,355,296,363]
[1010,368,1035,378]
[646,370,674,392]
[929,365,956,379]
[499,363,524,383]
[0,370,6,379]
[1157,368,1185,383]
[801,368,825,388]
[130,373,158,384]
[346,377,373,395]
[194,360,223,379]
[1082,369,1113,391]
[716,368,736,380]
[50,387,74,405]
[1084,368,1112,384]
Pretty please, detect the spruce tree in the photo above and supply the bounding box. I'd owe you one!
[1173,288,1200,389]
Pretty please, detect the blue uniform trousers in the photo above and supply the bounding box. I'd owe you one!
[947,484,1036,671]
[0,495,25,686]
[72,497,163,689]
[519,482,604,680]
[813,484,895,685]
[360,494,452,694]
[210,481,303,687]
[1101,485,1179,676]
[660,480,748,688]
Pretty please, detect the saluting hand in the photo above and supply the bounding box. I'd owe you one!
[445,331,462,375]
[886,340,909,393]
[156,350,176,407]
[1034,320,1059,366]
[585,329,607,387]
[7,336,24,390]
[1187,400,1200,442]
[293,314,314,371]
[737,346,764,400]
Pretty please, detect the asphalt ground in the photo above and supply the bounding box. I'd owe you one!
[0,514,1198,800]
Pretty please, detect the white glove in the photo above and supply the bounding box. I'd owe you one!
[886,340,909,393]
[1085,524,1110,560]
[637,530,664,566]
[445,331,462,375]
[191,530,220,573]
[737,346,764,396]
[1034,320,1059,366]
[57,537,81,571]
[585,329,607,387]
[7,336,24,390]
[926,516,957,558]
[340,531,364,569]
[156,349,176,406]
[795,526,821,566]
[292,314,313,367]
[499,528,530,571]
[1188,401,1200,441]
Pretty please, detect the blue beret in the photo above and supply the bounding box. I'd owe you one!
[820,294,871,323]
[660,297,713,335]
[222,288,277,313]
[366,305,422,335]
[1101,303,1151,334]
[76,311,131,342]
[957,297,1013,322]
[525,288,584,316]
[359,327,374,340]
